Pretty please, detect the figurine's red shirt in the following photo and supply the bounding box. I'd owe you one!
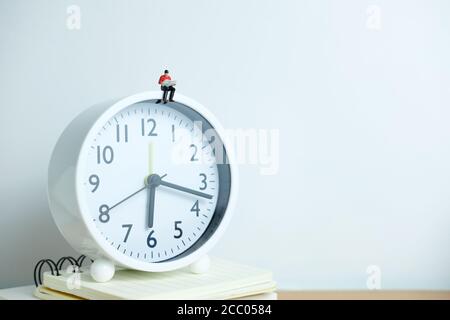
[158,74,172,85]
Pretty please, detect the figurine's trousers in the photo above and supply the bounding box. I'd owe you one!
[161,86,176,101]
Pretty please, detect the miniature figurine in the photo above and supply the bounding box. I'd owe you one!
[156,69,176,104]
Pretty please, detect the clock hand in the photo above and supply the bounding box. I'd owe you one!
[159,177,213,199]
[146,175,158,228]
[109,185,146,211]
[107,172,211,216]
[147,184,156,228]
[107,174,167,214]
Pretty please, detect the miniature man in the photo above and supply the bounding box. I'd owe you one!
[156,69,176,104]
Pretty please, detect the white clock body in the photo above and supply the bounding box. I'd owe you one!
[48,92,237,273]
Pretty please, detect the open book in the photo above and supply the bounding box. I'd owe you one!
[162,80,176,87]
[35,258,276,300]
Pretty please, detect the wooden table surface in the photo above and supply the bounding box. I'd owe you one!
[278,291,450,300]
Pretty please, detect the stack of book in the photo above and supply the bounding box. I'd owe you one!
[31,258,276,300]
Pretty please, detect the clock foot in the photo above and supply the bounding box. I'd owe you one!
[189,255,210,274]
[90,258,115,282]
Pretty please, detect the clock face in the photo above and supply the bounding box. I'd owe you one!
[79,100,231,263]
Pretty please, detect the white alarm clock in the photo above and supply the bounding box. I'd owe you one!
[48,92,237,282]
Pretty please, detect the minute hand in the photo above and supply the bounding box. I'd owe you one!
[159,180,213,199]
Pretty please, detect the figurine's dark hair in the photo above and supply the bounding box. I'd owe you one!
[164,69,169,74]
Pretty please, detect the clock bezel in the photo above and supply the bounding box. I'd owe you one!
[74,92,237,272]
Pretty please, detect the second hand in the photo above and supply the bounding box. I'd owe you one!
[109,185,147,211]
[108,174,167,212]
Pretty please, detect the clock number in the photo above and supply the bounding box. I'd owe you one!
[174,221,183,239]
[190,144,198,161]
[146,230,157,248]
[98,205,110,223]
[199,173,207,190]
[141,118,157,136]
[97,146,114,164]
[121,224,133,243]
[116,124,129,143]
[88,174,100,192]
[190,200,200,217]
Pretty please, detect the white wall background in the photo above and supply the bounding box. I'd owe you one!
[1,0,450,290]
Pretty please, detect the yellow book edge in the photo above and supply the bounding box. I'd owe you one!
[34,285,278,300]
